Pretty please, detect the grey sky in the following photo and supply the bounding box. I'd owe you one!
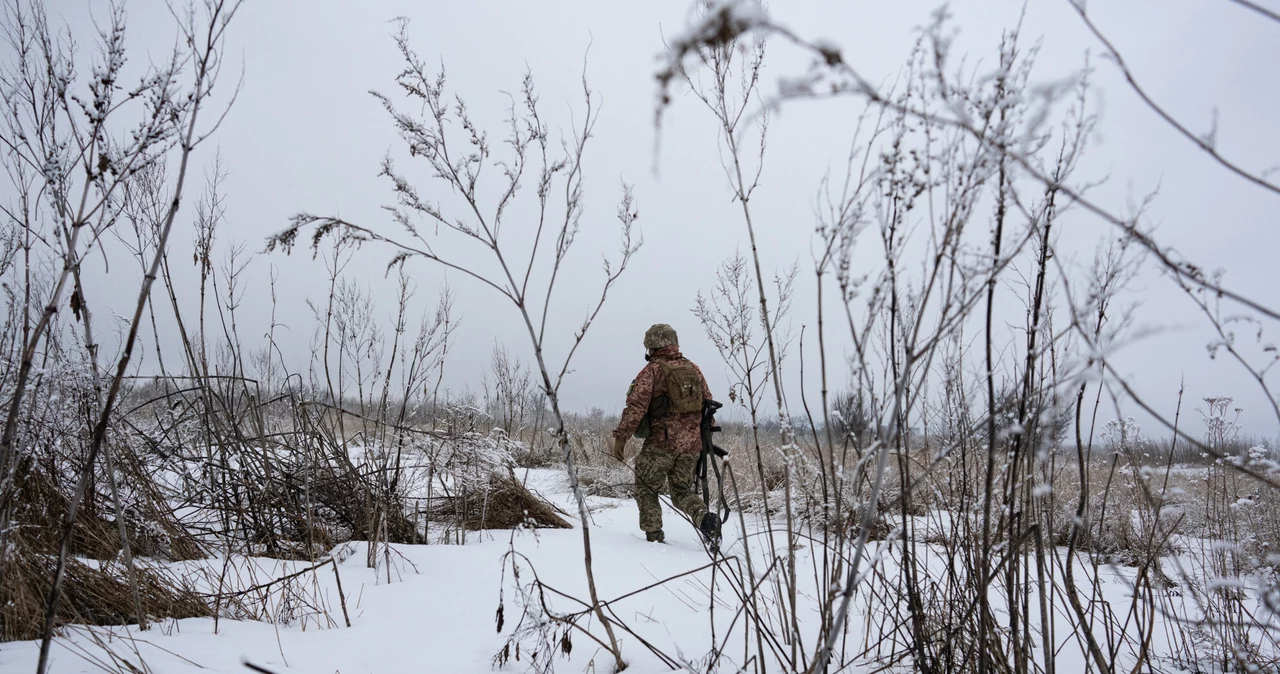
[59,0,1280,437]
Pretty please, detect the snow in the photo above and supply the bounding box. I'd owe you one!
[1,468,1270,672]
[0,470,744,673]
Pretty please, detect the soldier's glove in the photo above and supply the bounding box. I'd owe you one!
[611,437,627,463]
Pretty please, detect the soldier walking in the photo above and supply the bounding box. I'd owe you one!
[611,324,721,544]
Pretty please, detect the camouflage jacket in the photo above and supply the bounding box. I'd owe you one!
[613,346,712,454]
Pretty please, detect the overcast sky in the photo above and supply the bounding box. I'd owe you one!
[53,0,1280,438]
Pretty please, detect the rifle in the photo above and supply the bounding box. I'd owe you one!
[695,399,730,552]
[701,399,729,458]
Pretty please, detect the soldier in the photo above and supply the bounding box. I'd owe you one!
[611,324,721,544]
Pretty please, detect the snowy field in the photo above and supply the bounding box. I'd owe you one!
[2,469,740,673]
[4,466,1239,674]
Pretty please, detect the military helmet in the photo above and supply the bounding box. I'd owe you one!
[643,323,679,350]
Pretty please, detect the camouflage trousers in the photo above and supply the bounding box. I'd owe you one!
[633,444,707,533]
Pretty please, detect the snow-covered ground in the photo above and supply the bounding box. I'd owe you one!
[2,470,762,673]
[2,468,1262,673]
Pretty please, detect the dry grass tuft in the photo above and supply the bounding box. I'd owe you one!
[1,533,210,641]
[447,474,571,531]
[576,463,635,500]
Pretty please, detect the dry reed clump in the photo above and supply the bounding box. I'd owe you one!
[576,463,635,500]
[108,443,208,562]
[846,504,896,542]
[254,518,340,562]
[9,440,203,563]
[511,441,562,468]
[1,456,213,641]
[303,467,416,545]
[1,533,210,641]
[751,448,922,543]
[441,474,571,530]
[878,468,936,518]
[118,504,207,563]
[1231,486,1280,568]
[788,475,897,541]
[754,455,790,493]
[11,458,122,560]
[1041,434,1203,565]
[1045,472,1180,565]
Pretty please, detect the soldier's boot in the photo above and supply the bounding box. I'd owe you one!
[646,529,665,543]
[699,512,721,552]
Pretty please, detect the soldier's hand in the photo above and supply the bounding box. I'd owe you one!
[611,437,627,462]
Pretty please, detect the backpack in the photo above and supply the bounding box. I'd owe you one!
[634,361,702,439]
[658,361,704,414]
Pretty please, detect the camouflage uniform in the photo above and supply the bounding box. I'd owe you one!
[613,341,713,535]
